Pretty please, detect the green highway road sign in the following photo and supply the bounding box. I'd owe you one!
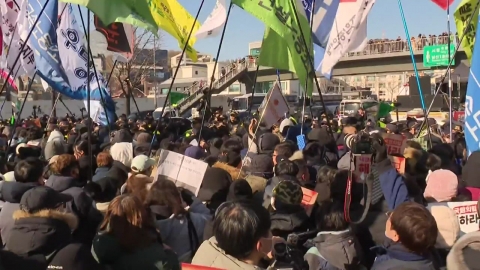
[423,44,456,67]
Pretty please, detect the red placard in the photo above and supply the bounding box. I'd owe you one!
[181,264,225,270]
[384,134,406,155]
[301,187,318,216]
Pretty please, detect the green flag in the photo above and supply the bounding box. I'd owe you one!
[169,91,188,105]
[232,0,313,96]
[61,0,158,33]
[376,102,395,119]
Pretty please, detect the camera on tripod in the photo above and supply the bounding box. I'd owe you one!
[345,133,373,155]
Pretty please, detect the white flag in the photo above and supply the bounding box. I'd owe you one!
[195,0,227,39]
[321,0,375,77]
[57,3,110,123]
[258,81,290,128]
[0,0,36,77]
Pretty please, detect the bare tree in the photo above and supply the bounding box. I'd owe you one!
[112,28,158,115]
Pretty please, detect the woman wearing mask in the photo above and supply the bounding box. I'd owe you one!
[145,181,211,262]
[92,195,180,270]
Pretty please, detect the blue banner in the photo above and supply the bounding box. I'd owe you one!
[302,0,340,47]
[301,0,339,73]
[27,0,115,125]
[465,14,480,155]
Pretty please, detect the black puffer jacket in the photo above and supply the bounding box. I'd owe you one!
[0,182,39,244]
[4,209,103,270]
[46,175,103,245]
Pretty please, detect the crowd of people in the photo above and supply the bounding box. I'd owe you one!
[0,105,473,270]
[358,33,458,56]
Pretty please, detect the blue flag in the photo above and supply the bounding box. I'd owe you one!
[301,0,339,73]
[465,15,480,155]
[27,0,115,125]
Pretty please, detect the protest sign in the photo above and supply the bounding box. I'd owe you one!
[354,154,372,182]
[301,187,318,216]
[156,150,208,196]
[384,134,406,155]
[443,201,480,235]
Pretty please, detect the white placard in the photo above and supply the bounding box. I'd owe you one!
[156,150,208,196]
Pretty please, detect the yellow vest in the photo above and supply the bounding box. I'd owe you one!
[289,116,297,125]
[184,129,193,138]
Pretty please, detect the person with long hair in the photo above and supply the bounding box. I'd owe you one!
[92,195,180,270]
[145,180,210,262]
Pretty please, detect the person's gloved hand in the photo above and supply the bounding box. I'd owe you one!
[179,188,195,206]
[371,133,388,163]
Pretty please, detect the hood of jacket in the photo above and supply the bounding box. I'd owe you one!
[0,182,38,203]
[45,175,81,193]
[47,131,64,143]
[192,237,264,270]
[313,229,362,269]
[5,209,77,256]
[270,204,310,235]
[447,230,480,270]
[212,162,267,193]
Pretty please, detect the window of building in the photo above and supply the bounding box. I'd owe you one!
[229,84,240,93]
[367,76,376,81]
[254,81,274,93]
[281,81,287,91]
[195,70,198,75]
[161,88,169,94]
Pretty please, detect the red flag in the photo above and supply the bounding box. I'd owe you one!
[431,0,454,10]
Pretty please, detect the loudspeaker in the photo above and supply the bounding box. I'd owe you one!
[408,76,431,96]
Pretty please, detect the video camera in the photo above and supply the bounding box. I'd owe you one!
[269,231,317,270]
[344,132,373,155]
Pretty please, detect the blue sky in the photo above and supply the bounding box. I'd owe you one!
[161,0,460,60]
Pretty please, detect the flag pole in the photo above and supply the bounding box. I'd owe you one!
[288,0,338,146]
[301,0,316,135]
[198,2,233,141]
[86,8,93,181]
[247,64,260,114]
[447,0,453,139]
[0,0,51,98]
[154,35,158,108]
[148,0,206,155]
[416,0,480,138]
[0,61,24,119]
[77,5,112,128]
[397,0,433,145]
[6,72,37,151]
[105,60,117,88]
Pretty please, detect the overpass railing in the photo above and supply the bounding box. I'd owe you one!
[345,36,459,57]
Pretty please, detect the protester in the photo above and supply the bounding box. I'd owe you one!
[0,81,471,270]
[92,195,180,270]
[146,180,210,262]
[4,186,102,269]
